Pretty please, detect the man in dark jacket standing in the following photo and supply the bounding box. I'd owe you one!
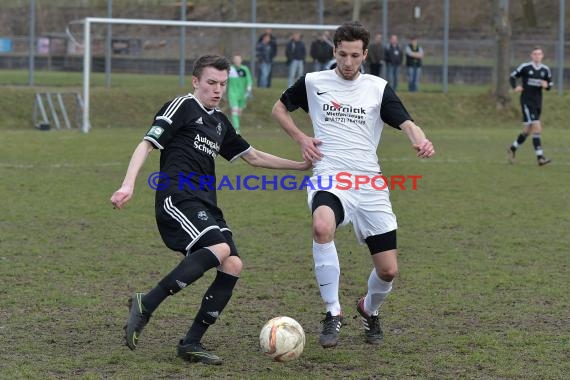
[367,32,384,77]
[310,31,334,72]
[286,32,307,86]
[405,36,424,92]
[256,34,274,88]
[384,34,402,90]
[257,29,277,87]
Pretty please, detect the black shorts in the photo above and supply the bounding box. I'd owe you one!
[521,100,541,124]
[155,195,238,256]
[311,191,344,226]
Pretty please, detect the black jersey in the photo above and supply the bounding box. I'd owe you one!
[509,62,552,105]
[144,94,251,207]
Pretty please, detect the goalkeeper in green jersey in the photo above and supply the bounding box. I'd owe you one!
[227,54,253,134]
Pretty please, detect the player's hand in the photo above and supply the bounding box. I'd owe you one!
[541,80,549,88]
[413,139,435,158]
[514,85,523,93]
[110,185,134,209]
[298,159,313,171]
[300,136,323,162]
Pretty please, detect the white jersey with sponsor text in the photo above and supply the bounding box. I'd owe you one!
[305,70,388,175]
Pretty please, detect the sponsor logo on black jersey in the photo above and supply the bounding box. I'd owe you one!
[194,133,220,158]
[147,126,164,139]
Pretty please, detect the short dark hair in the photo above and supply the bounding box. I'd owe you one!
[333,21,370,50]
[192,54,231,78]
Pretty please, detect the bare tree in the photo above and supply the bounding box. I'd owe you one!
[352,0,373,21]
[352,0,363,21]
[493,0,511,108]
[521,0,538,28]
[219,0,237,57]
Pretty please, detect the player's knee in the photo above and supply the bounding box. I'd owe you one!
[311,193,343,242]
[220,255,243,276]
[312,217,335,243]
[209,242,231,262]
[377,265,398,282]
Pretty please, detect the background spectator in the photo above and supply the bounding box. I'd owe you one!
[257,29,277,87]
[367,32,384,77]
[285,32,307,86]
[384,34,403,90]
[256,34,273,88]
[310,31,334,72]
[405,36,424,92]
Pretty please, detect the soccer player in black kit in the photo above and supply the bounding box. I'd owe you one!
[110,55,310,365]
[507,46,552,166]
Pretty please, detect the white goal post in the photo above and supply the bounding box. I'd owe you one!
[79,18,340,133]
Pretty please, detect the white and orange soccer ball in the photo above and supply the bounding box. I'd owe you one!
[259,316,305,362]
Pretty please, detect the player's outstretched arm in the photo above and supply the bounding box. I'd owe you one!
[241,148,312,171]
[110,140,154,209]
[400,120,435,159]
[272,100,323,162]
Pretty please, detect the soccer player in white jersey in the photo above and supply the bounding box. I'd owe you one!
[272,21,435,347]
[507,46,553,166]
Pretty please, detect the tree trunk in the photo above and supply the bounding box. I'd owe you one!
[219,0,237,57]
[521,0,538,28]
[352,0,363,21]
[493,0,511,109]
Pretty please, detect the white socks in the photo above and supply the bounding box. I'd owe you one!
[364,268,393,316]
[312,240,341,316]
[313,241,394,316]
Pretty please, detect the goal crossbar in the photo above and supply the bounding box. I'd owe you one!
[80,17,340,133]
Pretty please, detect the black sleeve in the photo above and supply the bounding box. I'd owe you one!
[279,75,309,113]
[143,98,190,149]
[380,85,412,130]
[219,114,251,162]
[509,70,518,89]
[545,67,553,91]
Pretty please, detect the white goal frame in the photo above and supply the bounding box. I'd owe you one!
[80,18,340,133]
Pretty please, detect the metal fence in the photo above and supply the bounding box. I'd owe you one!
[1,34,568,87]
[0,0,567,89]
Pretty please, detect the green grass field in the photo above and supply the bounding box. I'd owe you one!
[1,72,569,379]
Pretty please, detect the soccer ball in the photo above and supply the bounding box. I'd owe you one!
[259,316,305,362]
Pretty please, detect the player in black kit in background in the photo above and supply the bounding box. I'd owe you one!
[507,46,553,166]
[110,54,310,365]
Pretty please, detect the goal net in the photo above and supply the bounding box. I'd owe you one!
[71,18,339,133]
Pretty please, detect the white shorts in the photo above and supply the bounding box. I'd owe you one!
[307,174,398,244]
